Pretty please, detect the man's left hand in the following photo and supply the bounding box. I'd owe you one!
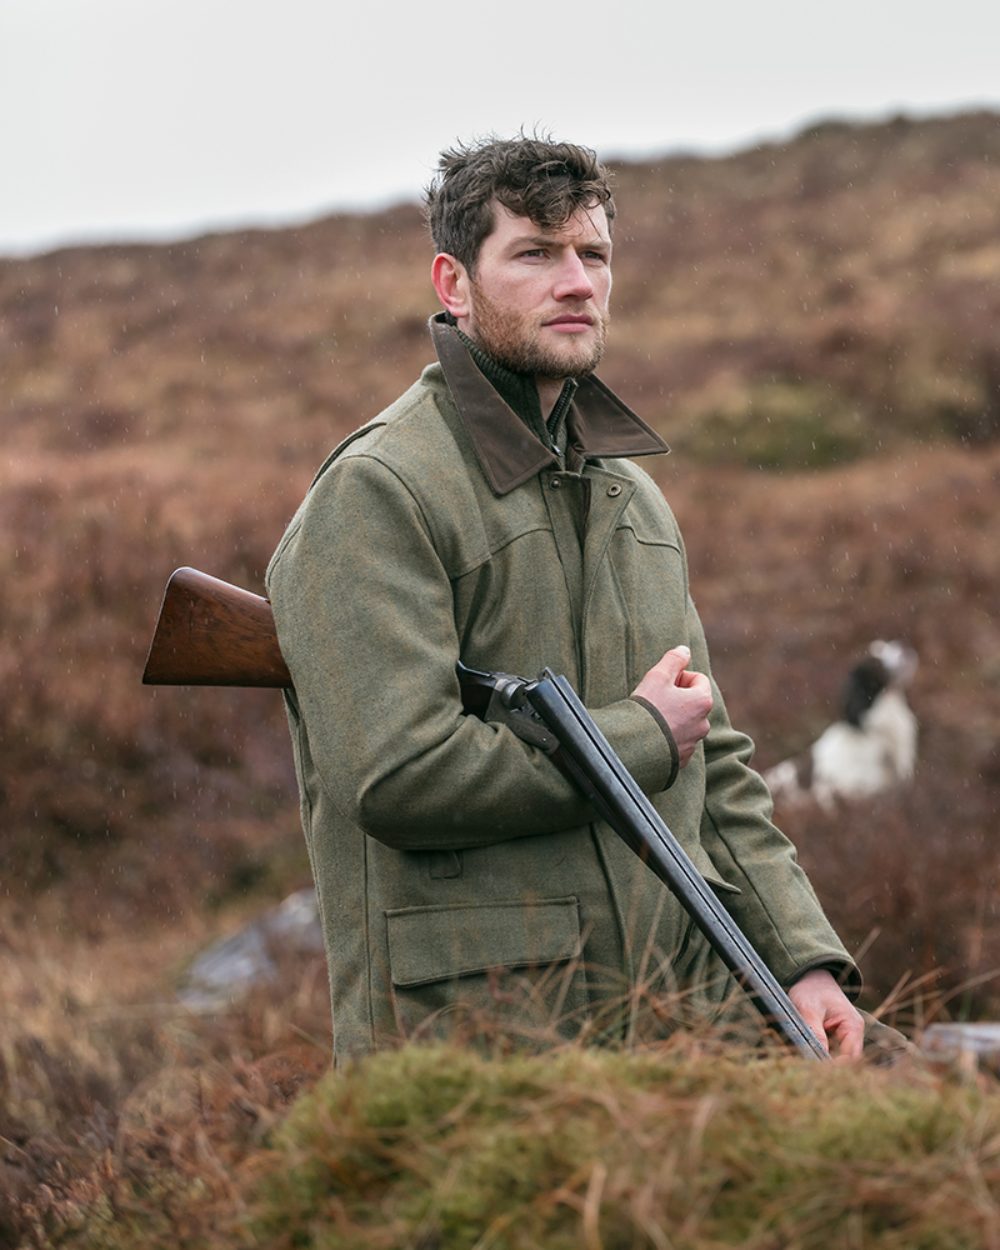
[788,969,864,1058]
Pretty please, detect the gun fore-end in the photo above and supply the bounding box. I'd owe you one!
[142,567,291,688]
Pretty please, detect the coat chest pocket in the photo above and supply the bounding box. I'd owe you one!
[385,896,589,1043]
[607,523,687,673]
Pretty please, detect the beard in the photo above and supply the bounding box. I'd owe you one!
[466,281,609,380]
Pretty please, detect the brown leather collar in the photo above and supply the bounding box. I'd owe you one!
[430,314,669,496]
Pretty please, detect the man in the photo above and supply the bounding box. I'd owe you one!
[266,136,866,1063]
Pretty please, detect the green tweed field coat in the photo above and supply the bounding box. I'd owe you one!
[267,317,857,1061]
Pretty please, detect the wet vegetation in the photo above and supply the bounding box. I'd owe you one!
[1,110,999,1245]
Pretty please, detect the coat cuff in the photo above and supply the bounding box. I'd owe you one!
[629,696,680,789]
[591,697,679,796]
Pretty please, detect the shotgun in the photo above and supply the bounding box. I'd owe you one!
[143,567,829,1060]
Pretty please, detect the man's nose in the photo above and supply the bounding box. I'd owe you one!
[552,251,595,301]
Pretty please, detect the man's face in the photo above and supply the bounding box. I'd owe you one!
[462,201,612,380]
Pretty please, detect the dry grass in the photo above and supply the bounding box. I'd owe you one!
[0,910,331,1249]
[19,1039,1000,1250]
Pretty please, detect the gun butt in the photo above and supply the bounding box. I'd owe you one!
[142,567,291,688]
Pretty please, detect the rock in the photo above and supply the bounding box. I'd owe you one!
[921,1023,1000,1074]
[178,886,323,1010]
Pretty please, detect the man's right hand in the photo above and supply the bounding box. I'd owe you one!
[632,645,713,768]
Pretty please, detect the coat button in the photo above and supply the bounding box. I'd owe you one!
[549,477,562,489]
[607,483,623,497]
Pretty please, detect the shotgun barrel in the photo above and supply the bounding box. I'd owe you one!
[488,665,829,1060]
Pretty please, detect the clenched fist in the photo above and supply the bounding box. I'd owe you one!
[632,645,713,768]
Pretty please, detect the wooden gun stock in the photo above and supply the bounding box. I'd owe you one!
[142,567,291,688]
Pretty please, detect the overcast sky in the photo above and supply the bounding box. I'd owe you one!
[3,0,998,257]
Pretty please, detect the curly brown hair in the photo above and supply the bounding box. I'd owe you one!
[424,135,615,273]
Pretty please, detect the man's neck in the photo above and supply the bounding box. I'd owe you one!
[536,377,567,420]
[451,323,578,460]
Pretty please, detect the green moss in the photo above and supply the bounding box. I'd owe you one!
[246,1046,1000,1250]
[677,380,870,470]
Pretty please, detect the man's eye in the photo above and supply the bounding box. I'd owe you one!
[519,248,547,258]
[583,251,609,263]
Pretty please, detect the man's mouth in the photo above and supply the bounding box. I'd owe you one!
[544,314,594,331]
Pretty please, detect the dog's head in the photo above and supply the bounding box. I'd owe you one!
[842,641,918,727]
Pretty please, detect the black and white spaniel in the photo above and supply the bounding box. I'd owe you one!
[764,641,918,809]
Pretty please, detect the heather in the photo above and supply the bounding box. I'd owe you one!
[1,111,999,1246]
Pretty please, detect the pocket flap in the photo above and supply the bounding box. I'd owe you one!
[386,896,583,989]
[691,843,741,895]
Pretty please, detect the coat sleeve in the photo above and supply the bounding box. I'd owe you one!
[684,595,862,996]
[267,451,676,852]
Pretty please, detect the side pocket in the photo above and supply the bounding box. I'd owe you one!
[385,896,589,1043]
[427,850,463,880]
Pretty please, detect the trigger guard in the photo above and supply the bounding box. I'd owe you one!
[483,688,559,753]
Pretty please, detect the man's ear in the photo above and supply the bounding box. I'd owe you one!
[431,253,471,320]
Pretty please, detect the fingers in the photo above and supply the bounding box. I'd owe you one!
[799,1009,830,1055]
[830,1009,865,1060]
[676,669,711,694]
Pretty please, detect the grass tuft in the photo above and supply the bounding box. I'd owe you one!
[242,1045,1000,1250]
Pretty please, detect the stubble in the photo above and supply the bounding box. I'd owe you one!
[468,282,609,380]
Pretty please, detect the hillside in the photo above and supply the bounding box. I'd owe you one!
[5,111,1000,470]
[1,109,1000,1246]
